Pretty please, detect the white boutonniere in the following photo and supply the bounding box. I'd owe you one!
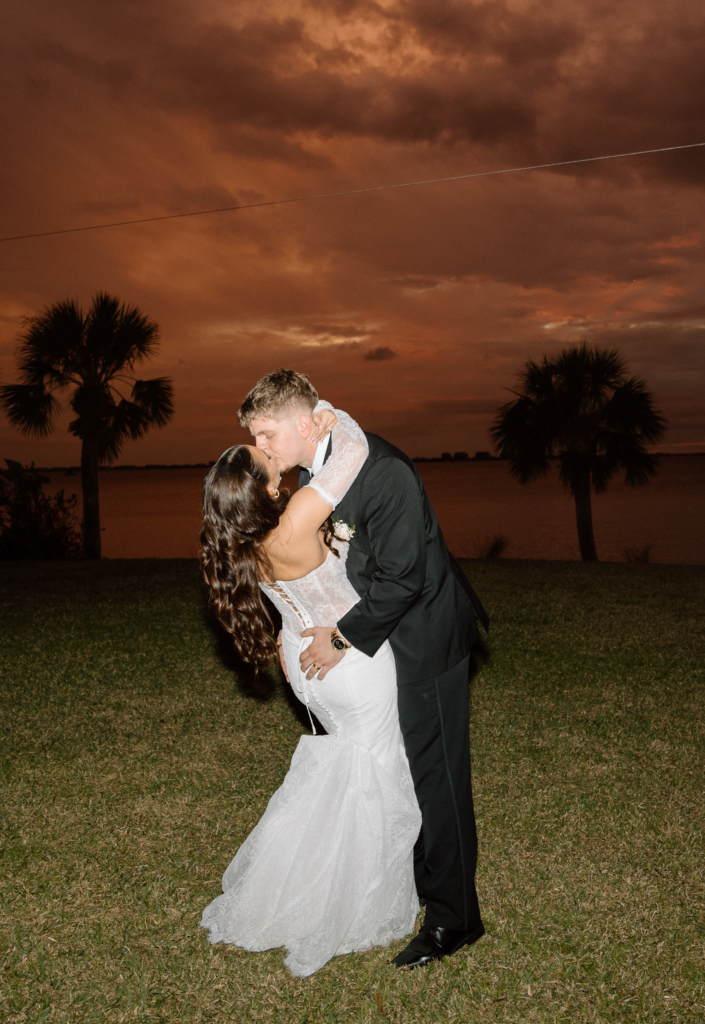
[332,516,356,542]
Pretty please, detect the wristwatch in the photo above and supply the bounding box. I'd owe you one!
[330,627,351,652]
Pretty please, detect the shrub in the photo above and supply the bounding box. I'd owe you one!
[0,460,81,560]
[472,533,508,559]
[624,542,653,563]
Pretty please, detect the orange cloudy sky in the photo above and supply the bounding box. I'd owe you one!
[2,0,705,464]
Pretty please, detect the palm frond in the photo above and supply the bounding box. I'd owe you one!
[67,417,82,440]
[114,306,160,368]
[603,377,667,443]
[555,343,624,384]
[86,293,160,379]
[550,344,626,417]
[0,383,61,436]
[490,395,554,482]
[130,378,174,428]
[622,450,660,487]
[98,406,133,462]
[97,378,174,462]
[517,357,556,402]
[16,299,85,385]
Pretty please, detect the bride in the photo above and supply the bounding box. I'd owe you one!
[199,404,421,977]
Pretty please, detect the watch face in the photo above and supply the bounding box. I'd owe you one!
[332,637,346,651]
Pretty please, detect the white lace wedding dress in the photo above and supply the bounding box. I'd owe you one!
[200,407,421,977]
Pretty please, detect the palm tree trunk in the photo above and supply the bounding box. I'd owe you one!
[80,434,101,559]
[573,470,598,561]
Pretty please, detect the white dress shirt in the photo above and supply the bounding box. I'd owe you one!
[309,432,331,477]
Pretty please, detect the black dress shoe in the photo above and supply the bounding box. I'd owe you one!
[392,923,485,969]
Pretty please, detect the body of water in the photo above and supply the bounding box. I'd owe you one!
[43,456,705,563]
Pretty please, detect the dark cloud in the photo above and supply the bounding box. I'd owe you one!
[364,346,397,361]
[399,0,582,68]
[631,304,705,323]
[6,0,705,175]
[35,0,701,184]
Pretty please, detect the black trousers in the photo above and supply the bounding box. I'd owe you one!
[397,654,483,933]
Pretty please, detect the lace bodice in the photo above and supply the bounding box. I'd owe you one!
[261,545,360,634]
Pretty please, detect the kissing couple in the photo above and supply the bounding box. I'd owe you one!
[199,369,489,977]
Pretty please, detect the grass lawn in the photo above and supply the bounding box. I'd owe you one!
[1,558,703,1023]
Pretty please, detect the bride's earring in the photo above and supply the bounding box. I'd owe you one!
[273,489,280,499]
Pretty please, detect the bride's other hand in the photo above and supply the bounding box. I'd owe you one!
[311,408,337,444]
[277,630,290,684]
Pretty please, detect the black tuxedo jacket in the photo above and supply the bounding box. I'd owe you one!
[300,432,489,685]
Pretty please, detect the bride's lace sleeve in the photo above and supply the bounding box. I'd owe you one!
[307,401,368,509]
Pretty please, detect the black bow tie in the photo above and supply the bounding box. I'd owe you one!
[300,468,312,485]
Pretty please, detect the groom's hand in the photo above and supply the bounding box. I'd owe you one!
[299,627,347,680]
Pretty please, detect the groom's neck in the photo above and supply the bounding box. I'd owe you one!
[297,438,318,470]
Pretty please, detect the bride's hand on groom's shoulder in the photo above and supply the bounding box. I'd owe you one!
[311,408,337,444]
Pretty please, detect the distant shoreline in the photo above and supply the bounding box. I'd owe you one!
[32,451,704,473]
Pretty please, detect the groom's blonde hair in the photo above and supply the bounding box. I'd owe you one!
[238,368,318,427]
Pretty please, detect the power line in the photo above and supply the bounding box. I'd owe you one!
[2,141,704,243]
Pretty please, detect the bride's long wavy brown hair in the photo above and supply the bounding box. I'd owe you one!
[200,445,337,671]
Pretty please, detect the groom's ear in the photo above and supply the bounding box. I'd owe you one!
[297,413,314,439]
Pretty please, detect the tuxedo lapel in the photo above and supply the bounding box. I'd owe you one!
[322,435,333,465]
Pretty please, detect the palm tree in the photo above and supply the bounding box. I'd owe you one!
[491,344,666,561]
[0,293,174,559]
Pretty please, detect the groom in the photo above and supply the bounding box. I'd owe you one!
[239,369,490,969]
